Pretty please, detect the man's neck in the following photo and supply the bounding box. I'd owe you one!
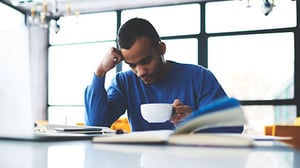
[158,61,172,81]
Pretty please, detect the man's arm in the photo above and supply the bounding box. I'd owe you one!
[84,47,124,126]
[84,74,110,126]
[85,74,128,127]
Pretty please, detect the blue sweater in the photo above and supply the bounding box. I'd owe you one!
[84,61,227,131]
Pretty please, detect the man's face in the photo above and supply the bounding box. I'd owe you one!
[120,37,164,84]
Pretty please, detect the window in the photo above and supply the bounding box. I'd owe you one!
[50,12,117,44]
[48,12,117,125]
[243,105,296,132]
[206,0,296,33]
[47,1,299,132]
[48,42,116,106]
[208,33,294,100]
[206,0,297,133]
[121,4,200,36]
[164,38,198,64]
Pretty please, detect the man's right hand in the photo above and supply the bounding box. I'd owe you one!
[170,99,192,125]
[95,47,124,77]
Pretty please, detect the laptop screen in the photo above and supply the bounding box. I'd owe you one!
[0,24,47,139]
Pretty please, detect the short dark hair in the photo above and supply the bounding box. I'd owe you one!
[118,18,161,49]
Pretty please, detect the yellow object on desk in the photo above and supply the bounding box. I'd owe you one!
[294,117,300,126]
[35,120,48,126]
[110,117,131,133]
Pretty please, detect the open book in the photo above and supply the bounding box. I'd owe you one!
[93,97,254,147]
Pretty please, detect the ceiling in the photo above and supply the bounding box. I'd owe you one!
[1,0,205,18]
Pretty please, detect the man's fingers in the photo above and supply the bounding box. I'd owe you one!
[170,99,192,125]
[111,48,123,64]
[172,99,183,106]
[173,105,192,114]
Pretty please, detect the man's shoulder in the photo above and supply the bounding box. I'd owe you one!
[170,61,208,73]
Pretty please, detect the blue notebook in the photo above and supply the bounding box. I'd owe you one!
[173,97,245,134]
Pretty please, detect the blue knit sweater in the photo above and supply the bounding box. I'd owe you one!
[84,61,227,131]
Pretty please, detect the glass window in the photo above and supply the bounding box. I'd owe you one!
[48,106,86,125]
[164,38,198,64]
[48,11,118,124]
[0,2,24,31]
[206,0,296,33]
[48,42,116,105]
[208,32,294,100]
[49,12,117,44]
[243,105,296,133]
[121,4,200,36]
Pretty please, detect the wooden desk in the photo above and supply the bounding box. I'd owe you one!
[0,139,299,168]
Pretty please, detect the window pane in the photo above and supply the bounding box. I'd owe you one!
[48,106,85,125]
[206,0,296,33]
[121,38,198,72]
[243,105,296,133]
[49,12,117,44]
[121,4,200,36]
[0,2,24,31]
[48,42,116,105]
[164,38,198,64]
[208,33,294,100]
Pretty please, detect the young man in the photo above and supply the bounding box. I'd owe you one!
[84,18,227,131]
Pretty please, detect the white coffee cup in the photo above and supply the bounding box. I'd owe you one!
[140,103,173,123]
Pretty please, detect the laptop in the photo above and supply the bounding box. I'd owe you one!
[0,26,108,141]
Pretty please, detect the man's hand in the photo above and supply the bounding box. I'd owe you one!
[95,47,123,77]
[170,99,192,125]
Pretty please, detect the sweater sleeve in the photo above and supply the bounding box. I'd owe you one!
[84,73,125,127]
[195,68,228,108]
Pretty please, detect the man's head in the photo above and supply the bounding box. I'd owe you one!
[118,18,161,50]
[118,18,168,85]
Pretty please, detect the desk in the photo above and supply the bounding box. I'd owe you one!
[0,139,299,168]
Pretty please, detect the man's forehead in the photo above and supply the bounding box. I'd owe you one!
[120,38,153,64]
[122,52,152,65]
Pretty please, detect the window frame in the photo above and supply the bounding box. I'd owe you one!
[199,1,300,116]
[46,1,300,125]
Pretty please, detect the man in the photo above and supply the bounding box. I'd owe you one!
[84,18,227,131]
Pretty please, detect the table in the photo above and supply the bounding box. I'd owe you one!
[0,139,299,168]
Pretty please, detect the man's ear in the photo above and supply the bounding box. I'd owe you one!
[159,41,166,55]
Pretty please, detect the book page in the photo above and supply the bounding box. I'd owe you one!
[93,130,173,144]
[173,106,245,135]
